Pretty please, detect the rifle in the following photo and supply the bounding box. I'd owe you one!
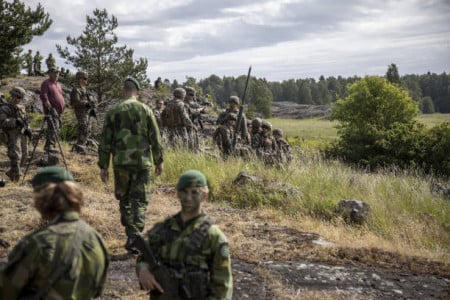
[131,234,184,300]
[232,66,252,150]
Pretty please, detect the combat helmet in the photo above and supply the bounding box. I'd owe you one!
[75,71,88,80]
[251,117,262,128]
[173,87,186,98]
[184,86,196,96]
[229,96,240,105]
[273,128,283,136]
[261,120,272,131]
[10,87,26,99]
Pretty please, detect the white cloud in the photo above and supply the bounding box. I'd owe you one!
[23,0,450,82]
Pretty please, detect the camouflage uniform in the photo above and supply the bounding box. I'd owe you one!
[0,88,30,181]
[216,96,249,145]
[33,51,43,76]
[256,121,278,164]
[273,129,293,163]
[70,72,93,146]
[98,95,163,237]
[45,53,56,72]
[0,211,109,299]
[23,50,33,76]
[250,118,263,152]
[161,88,194,149]
[213,113,236,158]
[136,212,233,300]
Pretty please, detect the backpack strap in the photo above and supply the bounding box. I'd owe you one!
[186,216,213,257]
[31,220,89,300]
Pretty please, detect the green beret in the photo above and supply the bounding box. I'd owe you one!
[125,76,141,90]
[31,166,74,189]
[176,170,207,191]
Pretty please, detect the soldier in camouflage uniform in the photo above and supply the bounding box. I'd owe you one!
[153,99,165,141]
[216,96,249,145]
[33,51,43,76]
[45,53,56,72]
[213,113,237,159]
[184,86,205,151]
[273,128,293,163]
[137,170,233,300]
[23,49,33,76]
[257,121,278,164]
[0,87,32,181]
[70,71,95,151]
[98,77,164,252]
[0,166,109,299]
[161,88,194,149]
[250,118,263,151]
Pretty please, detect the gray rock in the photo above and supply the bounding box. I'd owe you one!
[232,171,261,185]
[336,199,370,225]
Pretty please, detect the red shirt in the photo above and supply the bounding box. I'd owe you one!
[40,79,65,114]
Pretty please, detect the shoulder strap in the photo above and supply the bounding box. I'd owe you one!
[186,216,214,257]
[32,220,89,300]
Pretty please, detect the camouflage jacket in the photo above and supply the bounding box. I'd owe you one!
[161,99,193,129]
[0,211,109,299]
[98,96,163,170]
[216,108,249,144]
[136,213,233,300]
[213,125,234,156]
[70,85,91,110]
[275,138,293,162]
[0,103,28,132]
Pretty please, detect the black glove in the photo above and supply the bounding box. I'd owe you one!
[16,118,24,127]
[24,128,33,139]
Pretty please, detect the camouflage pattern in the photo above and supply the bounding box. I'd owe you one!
[33,51,43,76]
[136,213,233,300]
[23,50,33,76]
[216,108,249,144]
[0,103,29,180]
[45,54,56,71]
[0,211,109,299]
[275,137,293,163]
[98,95,163,169]
[70,84,92,145]
[114,167,151,236]
[161,98,194,149]
[98,96,163,237]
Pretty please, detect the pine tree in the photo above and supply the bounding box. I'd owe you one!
[0,0,52,78]
[56,8,149,102]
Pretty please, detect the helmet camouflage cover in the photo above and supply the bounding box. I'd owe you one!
[229,96,240,105]
[10,87,26,99]
[173,88,186,98]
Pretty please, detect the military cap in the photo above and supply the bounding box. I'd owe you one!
[261,120,272,130]
[47,66,60,73]
[251,117,262,128]
[227,113,238,121]
[125,76,141,90]
[229,96,240,105]
[31,166,74,189]
[173,87,186,98]
[10,87,26,99]
[273,128,283,136]
[184,86,196,96]
[176,170,207,191]
[75,71,88,80]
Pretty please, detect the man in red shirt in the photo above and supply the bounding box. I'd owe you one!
[40,67,65,153]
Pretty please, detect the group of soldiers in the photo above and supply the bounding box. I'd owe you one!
[22,49,57,77]
[153,86,293,164]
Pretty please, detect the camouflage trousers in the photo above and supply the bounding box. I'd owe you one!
[166,127,190,149]
[3,130,22,179]
[113,167,151,237]
[74,109,90,145]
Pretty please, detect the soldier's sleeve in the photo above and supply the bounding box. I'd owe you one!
[0,106,16,128]
[179,103,194,128]
[93,233,110,298]
[147,107,163,166]
[97,111,113,169]
[0,236,40,299]
[207,225,233,300]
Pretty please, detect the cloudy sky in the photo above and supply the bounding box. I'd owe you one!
[25,0,450,83]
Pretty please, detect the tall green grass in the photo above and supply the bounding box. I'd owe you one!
[160,148,450,254]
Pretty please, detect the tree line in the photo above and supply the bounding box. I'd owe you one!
[1,1,449,116]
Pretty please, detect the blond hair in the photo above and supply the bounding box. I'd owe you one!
[33,181,83,220]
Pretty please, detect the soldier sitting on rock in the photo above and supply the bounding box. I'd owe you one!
[0,87,32,181]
